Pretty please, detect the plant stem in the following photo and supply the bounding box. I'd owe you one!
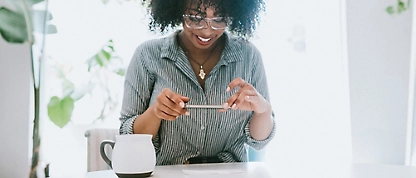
[26,0,39,175]
[30,48,41,178]
[29,60,40,178]
[28,0,50,175]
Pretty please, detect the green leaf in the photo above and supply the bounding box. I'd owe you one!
[107,44,114,51]
[32,9,57,34]
[87,56,97,72]
[386,6,395,14]
[95,49,111,67]
[95,55,105,67]
[100,49,112,60]
[46,24,57,34]
[398,1,406,13]
[0,7,27,43]
[114,68,126,76]
[47,96,74,128]
[33,9,53,21]
[87,40,119,70]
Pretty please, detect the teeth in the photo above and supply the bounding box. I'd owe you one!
[197,36,211,42]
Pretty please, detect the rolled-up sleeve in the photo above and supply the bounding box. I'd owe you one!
[245,116,276,150]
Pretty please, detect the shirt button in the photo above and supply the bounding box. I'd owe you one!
[201,125,205,130]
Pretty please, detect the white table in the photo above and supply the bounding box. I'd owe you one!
[53,162,416,178]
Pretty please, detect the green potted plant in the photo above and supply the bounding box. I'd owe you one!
[48,39,126,127]
[0,0,56,177]
[0,0,126,177]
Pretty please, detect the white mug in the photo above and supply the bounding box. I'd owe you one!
[100,134,156,177]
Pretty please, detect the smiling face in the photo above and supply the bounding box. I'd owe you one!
[180,5,225,50]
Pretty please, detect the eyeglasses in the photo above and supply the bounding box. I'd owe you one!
[183,14,229,30]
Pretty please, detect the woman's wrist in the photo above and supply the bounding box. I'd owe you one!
[254,101,272,114]
[149,104,163,122]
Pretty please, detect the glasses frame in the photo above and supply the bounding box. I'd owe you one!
[182,14,229,30]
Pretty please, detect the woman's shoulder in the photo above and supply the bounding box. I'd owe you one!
[131,32,177,65]
[224,32,261,56]
[225,32,258,49]
[135,36,170,52]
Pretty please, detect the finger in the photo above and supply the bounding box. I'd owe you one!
[155,99,181,119]
[155,105,179,120]
[218,102,230,112]
[180,96,191,116]
[226,84,254,109]
[226,78,246,92]
[222,102,230,110]
[180,96,190,103]
[232,89,253,110]
[162,89,189,115]
[226,94,238,109]
[159,101,181,116]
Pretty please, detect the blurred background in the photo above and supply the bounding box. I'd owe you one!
[0,0,415,177]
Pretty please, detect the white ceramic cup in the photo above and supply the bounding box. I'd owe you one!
[100,134,156,177]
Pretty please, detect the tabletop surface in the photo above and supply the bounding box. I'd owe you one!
[52,162,416,178]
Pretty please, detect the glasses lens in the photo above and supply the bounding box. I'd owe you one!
[184,15,228,30]
[184,15,204,28]
[210,17,228,29]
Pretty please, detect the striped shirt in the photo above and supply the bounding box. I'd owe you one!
[119,30,276,165]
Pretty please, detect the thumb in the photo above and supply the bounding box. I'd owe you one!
[180,96,190,103]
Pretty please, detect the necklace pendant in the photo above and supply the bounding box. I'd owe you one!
[199,67,206,79]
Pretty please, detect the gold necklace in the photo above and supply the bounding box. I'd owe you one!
[180,38,220,80]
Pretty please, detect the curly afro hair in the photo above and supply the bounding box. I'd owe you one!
[141,0,266,39]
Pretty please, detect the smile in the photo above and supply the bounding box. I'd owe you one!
[197,35,211,42]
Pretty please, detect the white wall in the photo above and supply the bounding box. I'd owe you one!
[255,0,352,173]
[346,0,413,164]
[408,0,416,166]
[0,0,31,176]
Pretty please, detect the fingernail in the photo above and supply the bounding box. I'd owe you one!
[185,111,190,116]
[246,96,250,99]
[223,103,229,109]
[226,87,230,92]
[179,102,185,108]
[232,103,236,109]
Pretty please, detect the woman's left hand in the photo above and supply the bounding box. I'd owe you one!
[222,78,270,113]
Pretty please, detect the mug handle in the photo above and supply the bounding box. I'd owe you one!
[100,140,115,168]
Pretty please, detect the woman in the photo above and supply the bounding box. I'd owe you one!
[119,0,275,165]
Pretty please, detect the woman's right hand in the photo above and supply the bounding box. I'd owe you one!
[152,88,190,121]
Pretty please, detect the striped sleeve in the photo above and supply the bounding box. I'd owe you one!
[244,43,276,150]
[119,42,156,135]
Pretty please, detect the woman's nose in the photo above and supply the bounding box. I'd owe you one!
[201,20,212,29]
